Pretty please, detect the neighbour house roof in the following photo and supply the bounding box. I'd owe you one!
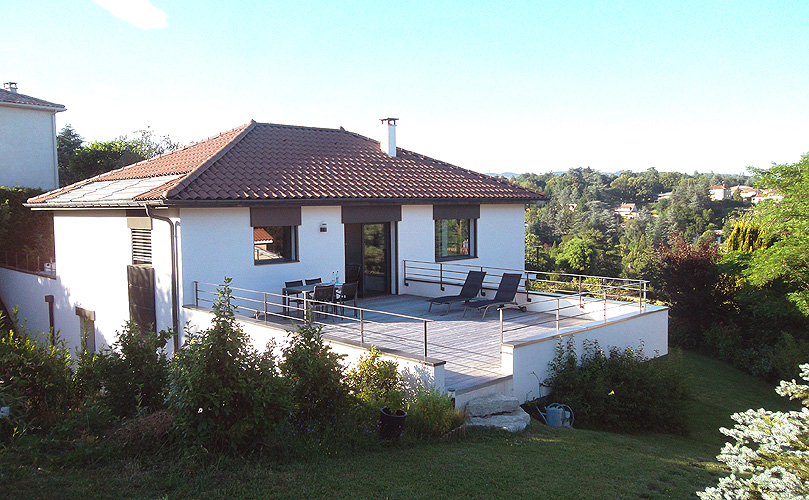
[29,121,545,208]
[0,88,65,112]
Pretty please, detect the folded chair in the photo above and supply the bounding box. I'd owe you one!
[463,273,525,320]
[427,270,486,314]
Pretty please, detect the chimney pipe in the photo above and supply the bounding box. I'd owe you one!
[380,117,398,157]
[3,82,18,93]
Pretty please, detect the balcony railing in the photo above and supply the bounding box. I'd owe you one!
[402,259,649,342]
[192,281,434,359]
[0,250,56,278]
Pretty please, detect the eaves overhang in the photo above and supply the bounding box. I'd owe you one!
[0,101,66,113]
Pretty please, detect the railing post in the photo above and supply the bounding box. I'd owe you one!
[193,281,199,307]
[556,298,560,334]
[263,292,268,323]
[423,321,428,359]
[643,282,647,311]
[603,289,607,322]
[360,309,365,345]
[403,260,408,287]
[439,263,445,291]
[499,307,504,344]
[578,278,582,307]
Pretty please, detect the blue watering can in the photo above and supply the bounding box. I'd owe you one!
[537,403,574,427]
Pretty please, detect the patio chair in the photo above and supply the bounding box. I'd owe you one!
[335,281,359,317]
[284,279,305,316]
[463,273,526,320]
[310,284,336,320]
[427,270,486,314]
[305,277,322,285]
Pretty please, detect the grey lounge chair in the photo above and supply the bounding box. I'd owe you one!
[427,270,487,314]
[463,273,525,319]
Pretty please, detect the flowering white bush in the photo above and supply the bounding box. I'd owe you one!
[698,363,809,499]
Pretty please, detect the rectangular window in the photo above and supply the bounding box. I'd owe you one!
[254,226,298,264]
[435,218,476,261]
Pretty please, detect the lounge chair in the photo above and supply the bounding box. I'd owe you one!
[427,270,486,314]
[463,273,525,319]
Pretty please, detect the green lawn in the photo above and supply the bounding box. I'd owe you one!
[0,351,801,500]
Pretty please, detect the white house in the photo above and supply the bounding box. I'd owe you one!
[0,83,64,190]
[14,119,543,353]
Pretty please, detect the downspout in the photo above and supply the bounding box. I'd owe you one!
[145,205,180,352]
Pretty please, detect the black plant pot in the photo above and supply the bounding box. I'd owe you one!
[379,407,407,441]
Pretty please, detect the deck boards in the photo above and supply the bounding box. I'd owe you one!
[255,293,589,393]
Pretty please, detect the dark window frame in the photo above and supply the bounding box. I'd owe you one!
[253,225,299,265]
[435,218,477,262]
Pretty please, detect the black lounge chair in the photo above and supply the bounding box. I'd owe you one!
[463,273,525,319]
[427,270,486,314]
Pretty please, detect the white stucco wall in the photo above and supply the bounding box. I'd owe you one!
[0,267,59,335]
[178,206,346,308]
[397,204,526,291]
[0,105,59,190]
[505,307,669,403]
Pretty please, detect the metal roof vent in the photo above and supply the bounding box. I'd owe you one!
[380,117,398,157]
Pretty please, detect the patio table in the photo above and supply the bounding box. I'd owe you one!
[282,282,341,316]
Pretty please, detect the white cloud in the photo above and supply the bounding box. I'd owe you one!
[93,0,168,30]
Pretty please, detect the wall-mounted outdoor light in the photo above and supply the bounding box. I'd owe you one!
[320,223,328,233]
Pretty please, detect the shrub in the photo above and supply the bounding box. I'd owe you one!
[698,362,809,499]
[279,320,349,428]
[166,278,290,451]
[541,338,689,433]
[406,386,465,439]
[0,319,74,441]
[76,321,171,418]
[345,347,404,411]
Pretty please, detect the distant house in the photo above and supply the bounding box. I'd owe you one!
[0,83,65,190]
[752,188,783,204]
[708,184,731,201]
[614,202,638,219]
[15,119,543,352]
[656,191,672,201]
[730,184,758,200]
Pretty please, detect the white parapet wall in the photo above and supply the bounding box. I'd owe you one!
[504,305,669,403]
[182,305,445,393]
[0,267,59,335]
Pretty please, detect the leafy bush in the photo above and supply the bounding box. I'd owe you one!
[542,338,689,433]
[280,320,349,428]
[406,386,465,439]
[76,321,171,418]
[166,279,290,450]
[0,321,74,441]
[345,347,404,411]
[698,362,809,499]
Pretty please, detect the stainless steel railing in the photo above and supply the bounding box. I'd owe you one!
[192,281,434,359]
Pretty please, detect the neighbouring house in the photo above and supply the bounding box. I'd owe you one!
[657,191,672,201]
[708,184,731,201]
[614,202,638,220]
[11,119,542,352]
[0,83,65,190]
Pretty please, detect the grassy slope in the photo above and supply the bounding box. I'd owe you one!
[0,351,802,500]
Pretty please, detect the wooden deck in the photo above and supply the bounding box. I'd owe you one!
[275,294,590,394]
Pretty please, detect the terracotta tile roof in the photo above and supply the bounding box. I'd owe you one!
[0,88,65,111]
[29,121,544,207]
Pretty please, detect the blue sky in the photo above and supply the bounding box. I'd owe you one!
[3,1,808,175]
